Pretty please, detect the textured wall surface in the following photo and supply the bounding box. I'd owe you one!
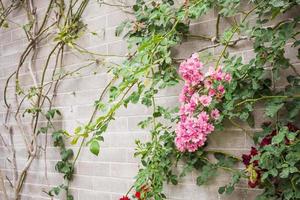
[0,1,299,200]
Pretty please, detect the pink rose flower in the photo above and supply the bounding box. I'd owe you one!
[215,70,223,81]
[224,73,232,82]
[217,85,225,94]
[175,54,232,152]
[179,55,204,85]
[208,89,216,96]
[179,84,194,103]
[211,109,220,120]
[175,115,214,152]
[205,67,214,77]
[198,111,209,122]
[204,79,213,89]
[209,67,223,81]
[199,95,212,107]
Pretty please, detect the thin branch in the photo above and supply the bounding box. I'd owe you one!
[186,34,213,41]
[97,0,133,8]
[215,5,258,67]
[215,14,220,41]
[236,95,300,107]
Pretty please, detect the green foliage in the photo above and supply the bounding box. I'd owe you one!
[134,107,179,198]
[190,151,240,192]
[66,0,300,199]
[3,0,298,198]
[48,184,74,200]
[218,172,242,195]
[54,20,87,47]
[265,101,284,118]
[49,129,74,199]
[196,164,217,185]
[45,109,61,120]
[121,0,299,198]
[249,125,300,200]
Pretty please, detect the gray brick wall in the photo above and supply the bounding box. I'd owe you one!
[0,1,299,200]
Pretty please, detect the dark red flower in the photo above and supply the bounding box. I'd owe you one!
[260,130,277,147]
[260,136,271,147]
[250,147,258,156]
[285,123,299,144]
[270,130,277,136]
[285,137,292,145]
[287,123,299,132]
[120,196,130,200]
[253,160,259,166]
[248,180,258,188]
[135,191,141,199]
[247,168,261,188]
[242,154,251,166]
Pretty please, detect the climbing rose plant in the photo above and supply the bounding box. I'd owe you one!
[175,53,232,152]
[1,0,300,199]
[242,123,300,199]
[61,0,300,199]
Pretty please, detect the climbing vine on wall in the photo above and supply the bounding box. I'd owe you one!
[0,0,119,199]
[1,0,300,200]
[74,0,300,199]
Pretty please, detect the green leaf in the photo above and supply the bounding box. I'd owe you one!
[71,136,79,145]
[116,20,131,37]
[109,86,119,101]
[49,186,61,196]
[67,195,74,200]
[279,168,290,178]
[46,109,61,120]
[90,140,100,156]
[95,101,106,111]
[218,186,226,194]
[214,152,238,168]
[272,128,287,144]
[61,149,74,161]
[196,165,217,185]
[74,126,82,134]
[225,185,234,194]
[265,102,284,118]
[38,127,48,134]
[247,112,255,128]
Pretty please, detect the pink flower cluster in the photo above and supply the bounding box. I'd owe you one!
[175,53,232,152]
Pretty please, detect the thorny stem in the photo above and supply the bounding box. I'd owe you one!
[172,36,248,61]
[236,95,300,107]
[98,0,133,8]
[74,43,129,58]
[229,118,251,136]
[68,77,117,185]
[215,5,258,68]
[205,150,242,161]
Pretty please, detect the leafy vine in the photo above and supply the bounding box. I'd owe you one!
[1,0,299,200]
[0,0,118,199]
[71,0,300,199]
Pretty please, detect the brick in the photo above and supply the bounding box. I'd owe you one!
[110,163,138,178]
[107,40,128,56]
[107,131,147,147]
[207,130,246,149]
[77,189,111,200]
[106,11,133,28]
[77,161,110,177]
